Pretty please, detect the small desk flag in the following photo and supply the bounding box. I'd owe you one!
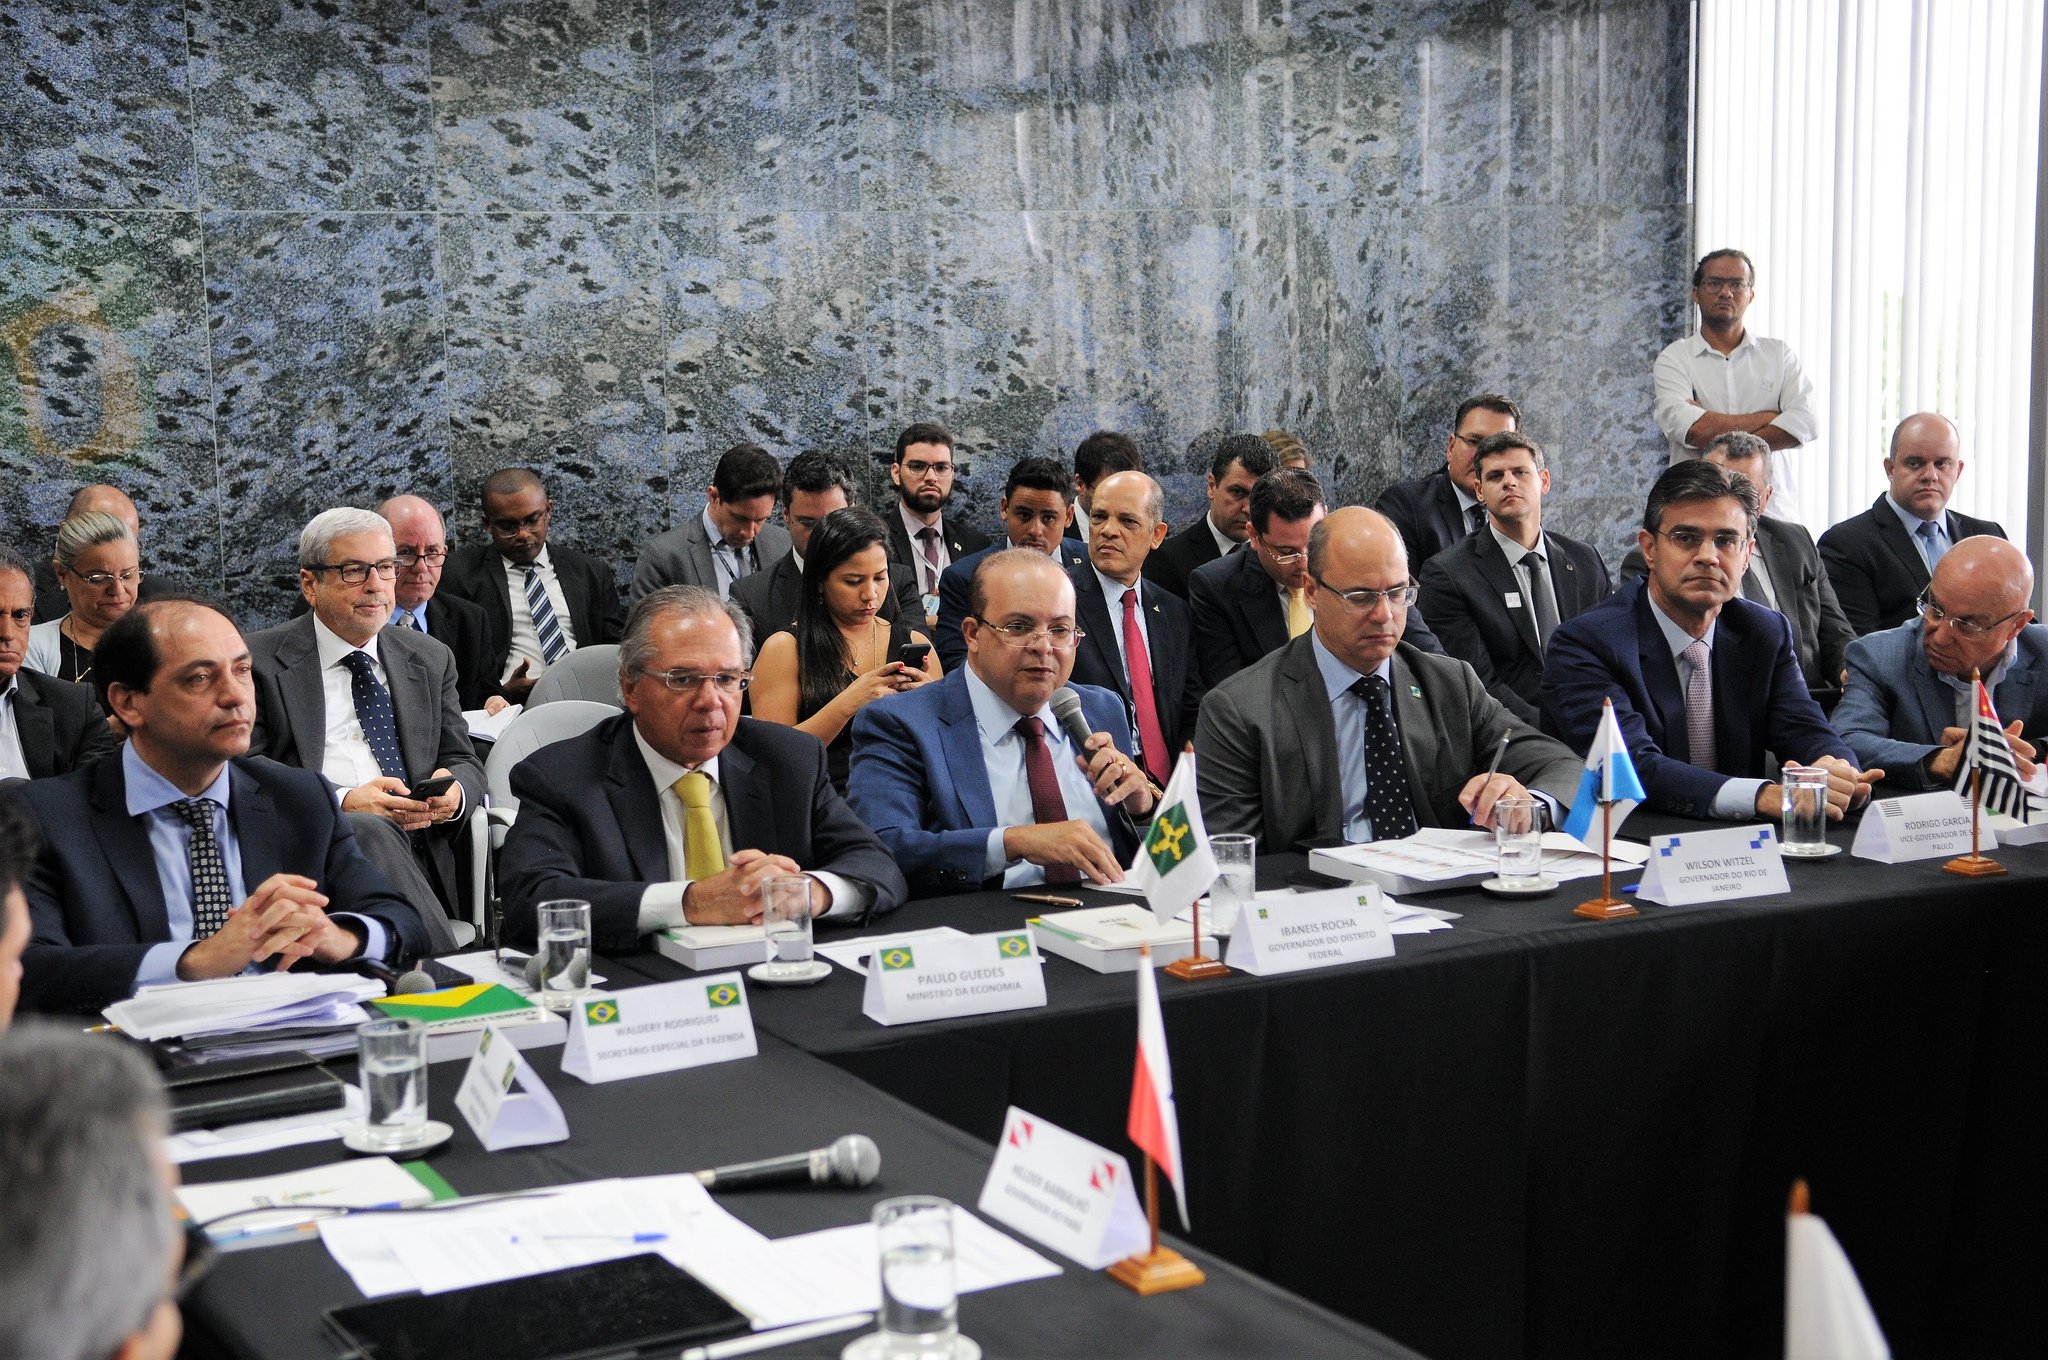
[1124,752,1218,930]
[1128,960,1189,1231]
[1563,699,1646,856]
[1786,1182,1889,1359]
[1954,678,2032,822]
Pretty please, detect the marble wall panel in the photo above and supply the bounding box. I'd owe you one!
[206,212,447,624]
[0,212,220,592]
[186,0,433,211]
[432,0,657,213]
[1,0,196,208]
[439,211,667,578]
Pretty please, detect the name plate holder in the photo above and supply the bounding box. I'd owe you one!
[1633,824,1791,907]
[1224,886,1394,975]
[1851,790,1990,865]
[862,931,1047,1026]
[976,1107,1148,1270]
[559,975,758,1085]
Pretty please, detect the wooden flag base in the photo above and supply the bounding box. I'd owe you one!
[1574,897,1638,920]
[1163,953,1229,981]
[1943,853,2006,877]
[1107,1245,1206,1295]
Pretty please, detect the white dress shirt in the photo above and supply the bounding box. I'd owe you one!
[1487,524,1560,639]
[1204,513,1238,560]
[897,503,953,596]
[964,666,1113,886]
[1645,600,1765,819]
[500,547,578,682]
[313,618,391,791]
[0,677,30,780]
[1652,329,1821,520]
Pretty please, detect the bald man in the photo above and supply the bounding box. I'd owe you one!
[376,496,498,712]
[32,485,174,622]
[1818,413,2007,636]
[1834,536,2047,791]
[1195,507,1582,854]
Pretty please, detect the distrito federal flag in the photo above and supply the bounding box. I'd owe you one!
[1954,678,2032,822]
[1125,751,1218,930]
[1563,698,1646,857]
[1785,1184,1889,1359]
[1128,957,1190,1231]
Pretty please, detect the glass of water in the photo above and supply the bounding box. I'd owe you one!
[1493,794,1544,886]
[871,1195,967,1358]
[1781,765,1831,856]
[356,1017,427,1150]
[1207,833,1256,935]
[534,899,592,1011]
[759,875,813,979]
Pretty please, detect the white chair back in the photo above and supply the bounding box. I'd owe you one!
[525,645,623,709]
[484,699,617,812]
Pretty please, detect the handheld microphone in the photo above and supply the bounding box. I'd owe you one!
[348,957,438,995]
[1049,686,1142,839]
[692,1134,880,1192]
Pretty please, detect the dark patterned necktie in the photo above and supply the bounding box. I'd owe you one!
[168,799,234,938]
[1467,503,1486,535]
[1017,717,1080,883]
[342,651,408,782]
[1350,675,1419,840]
[522,565,569,664]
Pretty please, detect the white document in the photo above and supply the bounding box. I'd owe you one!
[106,972,382,1041]
[814,927,970,977]
[1853,790,1991,863]
[1634,824,1791,907]
[178,1157,431,1239]
[464,704,522,741]
[167,1088,366,1165]
[976,1107,1149,1270]
[454,1025,569,1151]
[1312,828,1644,895]
[1225,886,1395,975]
[560,976,758,1084]
[763,1213,1062,1319]
[862,930,1046,1027]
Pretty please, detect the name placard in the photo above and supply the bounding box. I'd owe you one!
[976,1106,1147,1270]
[1224,885,1394,976]
[862,930,1046,1027]
[1634,824,1791,907]
[559,975,758,1085]
[453,1024,569,1151]
[1851,790,1991,863]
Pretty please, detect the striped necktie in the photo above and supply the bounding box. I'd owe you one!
[523,565,570,665]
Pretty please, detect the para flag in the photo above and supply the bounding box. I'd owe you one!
[1128,956,1190,1231]
[1123,750,1218,930]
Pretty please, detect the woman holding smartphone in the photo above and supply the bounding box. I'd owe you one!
[751,507,941,791]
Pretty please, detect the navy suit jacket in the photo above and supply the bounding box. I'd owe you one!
[1066,566,1201,772]
[848,670,1140,895]
[1142,517,1227,600]
[1539,580,1856,818]
[1374,466,1474,568]
[497,714,906,952]
[5,669,118,779]
[885,511,991,588]
[1834,620,2048,790]
[933,540,1091,673]
[12,757,429,1015]
[1417,528,1612,726]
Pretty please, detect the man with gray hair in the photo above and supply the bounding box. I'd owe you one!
[497,584,905,952]
[245,507,484,951]
[0,1026,187,1360]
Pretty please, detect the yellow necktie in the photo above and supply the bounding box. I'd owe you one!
[674,771,725,880]
[1287,587,1311,638]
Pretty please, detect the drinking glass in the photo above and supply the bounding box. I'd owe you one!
[534,899,592,1011]
[1493,794,1544,886]
[872,1196,963,1358]
[355,1017,426,1150]
[1207,834,1256,935]
[1781,765,1831,856]
[759,876,814,979]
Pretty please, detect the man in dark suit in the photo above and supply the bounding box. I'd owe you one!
[1196,507,1581,854]
[441,467,624,704]
[851,550,1159,895]
[933,456,1089,673]
[1835,536,2045,791]
[375,495,498,713]
[1619,431,1854,702]
[12,598,428,1014]
[1067,472,1200,782]
[1418,432,1611,726]
[1070,430,1142,548]
[1543,461,1879,821]
[631,443,791,604]
[1818,412,2005,636]
[497,585,905,953]
[731,451,918,637]
[1374,393,1520,569]
[884,422,991,625]
[1143,433,1275,599]
[1,546,117,781]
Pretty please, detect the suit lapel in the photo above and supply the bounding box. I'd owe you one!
[1551,541,1592,618]
[229,764,284,891]
[1072,571,1129,701]
[1634,589,1692,763]
[1434,472,1470,547]
[91,760,171,943]
[720,743,775,854]
[1914,662,1962,745]
[684,522,717,597]
[10,683,56,779]
[1473,534,1540,656]
[276,618,329,771]
[1710,608,1758,772]
[1276,640,1343,842]
[603,725,672,881]
[937,676,1000,829]
[1871,499,1933,593]
[1238,551,1289,655]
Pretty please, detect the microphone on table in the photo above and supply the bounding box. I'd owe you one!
[1049,686,1143,840]
[347,956,438,995]
[692,1134,881,1192]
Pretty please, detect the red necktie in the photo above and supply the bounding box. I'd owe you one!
[1017,717,1081,883]
[1122,588,1169,783]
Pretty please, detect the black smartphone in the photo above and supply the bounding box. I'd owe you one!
[409,774,459,800]
[896,641,932,670]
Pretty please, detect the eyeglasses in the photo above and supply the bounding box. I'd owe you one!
[1656,528,1751,556]
[972,617,1085,649]
[71,567,144,589]
[487,508,549,535]
[1262,544,1307,565]
[1697,277,1751,295]
[1917,587,2025,639]
[1310,576,1418,611]
[309,560,398,584]
[394,546,448,567]
[636,669,751,694]
[901,459,953,477]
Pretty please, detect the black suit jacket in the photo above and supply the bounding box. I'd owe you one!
[12,756,429,1014]
[1066,567,1202,772]
[420,593,497,713]
[1374,466,1477,568]
[441,543,625,691]
[1185,547,1450,692]
[885,511,991,598]
[1417,528,1612,725]
[1142,517,1228,600]
[497,714,908,952]
[1817,495,2006,636]
[730,553,921,639]
[5,669,118,779]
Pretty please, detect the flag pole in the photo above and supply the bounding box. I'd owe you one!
[1108,943,1206,1296]
[1946,668,2006,876]
[1143,1154,1161,1257]
[1164,744,1228,981]
[1575,698,1637,919]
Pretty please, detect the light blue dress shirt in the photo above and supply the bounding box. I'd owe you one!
[964,666,1114,886]
[1645,601,1765,819]
[1311,633,1397,843]
[391,604,430,635]
[1885,493,1953,572]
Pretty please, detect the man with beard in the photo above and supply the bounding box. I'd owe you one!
[883,423,991,627]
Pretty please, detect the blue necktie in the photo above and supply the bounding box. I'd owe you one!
[341,651,407,782]
[522,565,569,664]
[1917,519,1949,571]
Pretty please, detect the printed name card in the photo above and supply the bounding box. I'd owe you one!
[977,1107,1148,1270]
[1633,824,1791,907]
[1225,885,1394,975]
[862,930,1047,1027]
[453,1025,568,1150]
[1852,790,1990,863]
[559,975,758,1085]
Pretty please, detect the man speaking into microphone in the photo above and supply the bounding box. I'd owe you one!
[850,550,1158,896]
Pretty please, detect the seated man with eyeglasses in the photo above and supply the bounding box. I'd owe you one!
[1542,461,1878,821]
[1196,507,1581,854]
[850,549,1159,894]
[376,495,501,714]
[1833,536,2046,792]
[497,586,905,951]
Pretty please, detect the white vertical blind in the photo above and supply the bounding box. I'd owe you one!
[1696,0,2042,540]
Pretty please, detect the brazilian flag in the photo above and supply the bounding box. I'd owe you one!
[706,982,741,1009]
[583,999,620,1026]
[879,946,916,972]
[996,933,1030,959]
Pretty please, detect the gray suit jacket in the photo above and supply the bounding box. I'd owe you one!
[1195,635,1583,854]
[1833,620,2048,790]
[631,514,791,603]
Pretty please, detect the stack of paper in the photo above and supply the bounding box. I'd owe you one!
[105,973,384,1042]
[167,1089,368,1165]
[655,923,768,972]
[1310,828,1648,895]
[1028,905,1216,973]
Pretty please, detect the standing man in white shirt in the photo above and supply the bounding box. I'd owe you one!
[1652,248,1821,521]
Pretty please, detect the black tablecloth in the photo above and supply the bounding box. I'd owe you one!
[182,1036,1420,1360]
[599,814,2048,1360]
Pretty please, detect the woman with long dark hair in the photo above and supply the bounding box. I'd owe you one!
[750,507,940,789]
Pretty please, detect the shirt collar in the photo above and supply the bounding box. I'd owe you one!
[1934,639,2020,695]
[963,663,1068,749]
[633,722,721,794]
[312,614,381,672]
[1688,328,1758,360]
[1885,492,1945,533]
[1488,523,1545,565]
[1309,630,1392,707]
[1092,565,1141,609]
[1647,594,1717,659]
[1204,513,1237,559]
[123,741,233,818]
[790,546,805,574]
[897,501,940,543]
[700,505,730,551]
[0,674,15,703]
[504,545,553,574]
[1451,479,1479,515]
